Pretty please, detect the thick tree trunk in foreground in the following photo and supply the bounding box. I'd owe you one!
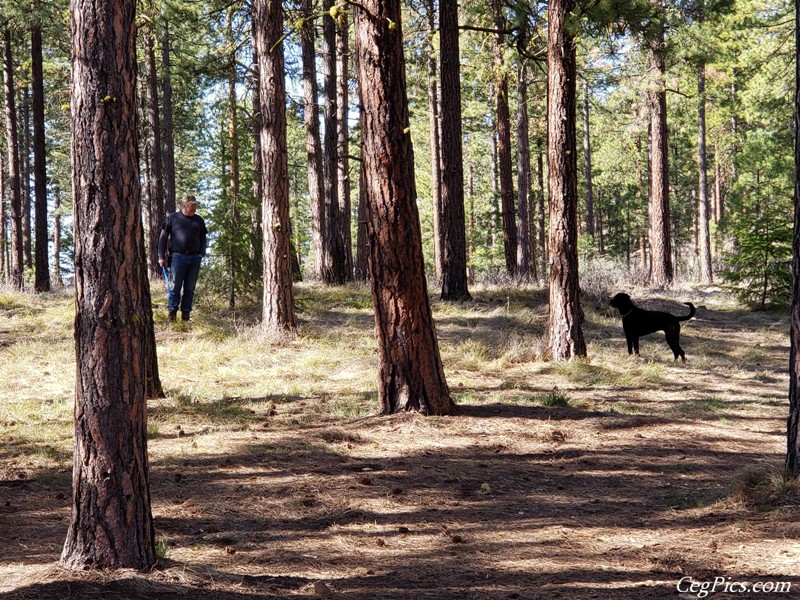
[547,0,587,361]
[254,0,296,334]
[354,0,454,415]
[62,0,156,569]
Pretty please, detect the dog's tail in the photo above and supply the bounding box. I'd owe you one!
[678,302,696,321]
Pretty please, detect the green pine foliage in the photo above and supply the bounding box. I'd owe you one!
[0,0,795,300]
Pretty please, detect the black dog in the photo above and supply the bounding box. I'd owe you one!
[609,292,696,362]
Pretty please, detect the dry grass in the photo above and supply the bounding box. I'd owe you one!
[1,281,799,599]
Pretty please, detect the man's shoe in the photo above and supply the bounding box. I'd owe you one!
[181,311,191,322]
[168,310,177,322]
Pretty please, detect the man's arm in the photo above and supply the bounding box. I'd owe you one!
[157,215,170,266]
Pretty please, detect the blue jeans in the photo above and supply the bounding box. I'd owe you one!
[168,252,202,313]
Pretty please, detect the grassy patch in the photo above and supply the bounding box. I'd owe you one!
[733,464,800,510]
[534,389,571,407]
[675,398,730,414]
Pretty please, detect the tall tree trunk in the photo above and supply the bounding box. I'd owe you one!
[144,26,164,278]
[439,0,471,300]
[337,11,353,280]
[31,19,50,292]
[254,0,296,334]
[697,61,712,283]
[582,76,595,243]
[62,0,156,569]
[426,0,442,279]
[788,0,800,477]
[21,85,32,270]
[516,61,532,279]
[300,0,326,281]
[3,29,23,290]
[647,17,673,287]
[322,0,345,284]
[547,0,587,361]
[226,7,240,310]
[491,0,517,275]
[354,0,454,415]
[160,13,176,215]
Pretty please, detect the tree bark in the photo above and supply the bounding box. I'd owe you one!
[547,0,587,361]
[300,0,326,281]
[354,0,454,415]
[516,61,532,279]
[3,29,23,290]
[144,26,165,278]
[439,0,471,300]
[425,0,442,280]
[322,0,346,284]
[647,16,673,287]
[31,19,50,292]
[254,0,296,335]
[787,0,800,478]
[491,0,517,276]
[21,85,32,270]
[160,13,176,215]
[62,0,156,569]
[337,10,353,280]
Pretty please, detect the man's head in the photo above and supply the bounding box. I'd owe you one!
[180,195,198,216]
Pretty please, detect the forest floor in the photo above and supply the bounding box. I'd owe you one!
[0,280,798,599]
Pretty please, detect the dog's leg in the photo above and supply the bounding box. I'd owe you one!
[665,329,685,362]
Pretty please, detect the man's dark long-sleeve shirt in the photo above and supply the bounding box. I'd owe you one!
[158,211,207,259]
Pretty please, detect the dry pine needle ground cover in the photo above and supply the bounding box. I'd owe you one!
[0,282,799,599]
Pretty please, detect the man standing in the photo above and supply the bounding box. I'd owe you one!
[158,195,207,322]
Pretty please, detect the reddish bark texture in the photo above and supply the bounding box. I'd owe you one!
[353,0,453,415]
[547,0,587,361]
[254,0,296,334]
[63,0,155,569]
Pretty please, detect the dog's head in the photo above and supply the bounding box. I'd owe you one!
[609,292,634,313]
